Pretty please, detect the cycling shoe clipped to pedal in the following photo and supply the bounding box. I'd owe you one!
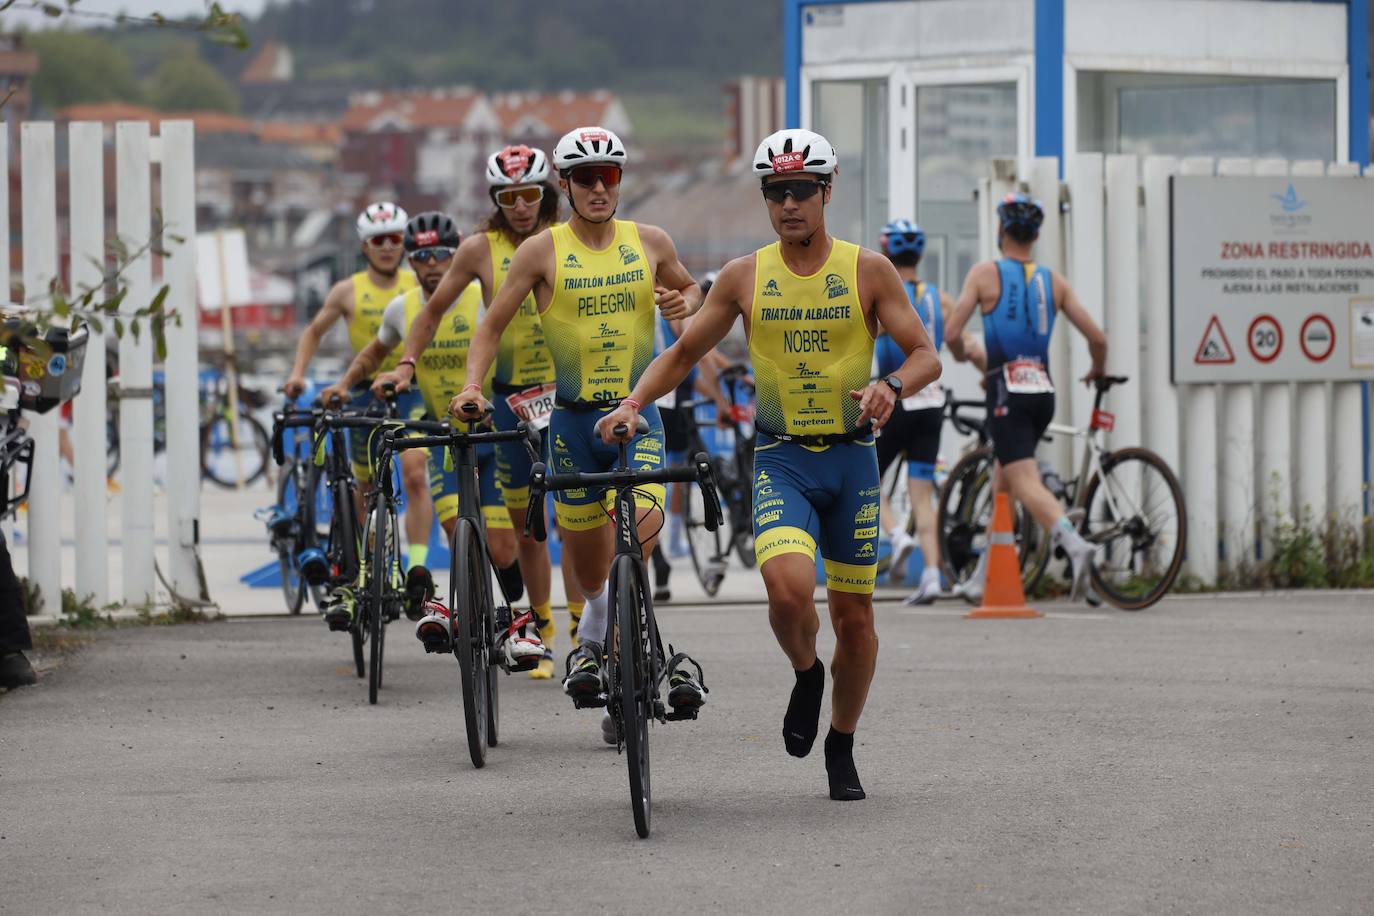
[498,608,543,673]
[256,505,294,539]
[663,649,707,720]
[296,547,330,586]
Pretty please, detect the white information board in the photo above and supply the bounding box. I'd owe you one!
[1171,176,1374,383]
[195,229,252,311]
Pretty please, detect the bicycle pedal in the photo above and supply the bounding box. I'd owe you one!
[421,639,450,654]
[664,708,699,722]
[572,693,607,709]
[508,656,540,672]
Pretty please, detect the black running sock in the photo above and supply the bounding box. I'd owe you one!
[824,727,866,801]
[783,658,825,758]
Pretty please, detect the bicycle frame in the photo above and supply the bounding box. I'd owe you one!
[1043,383,1122,522]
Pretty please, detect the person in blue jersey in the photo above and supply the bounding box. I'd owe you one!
[945,193,1107,601]
[872,219,984,605]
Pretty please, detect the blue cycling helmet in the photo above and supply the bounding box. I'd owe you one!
[996,192,1044,233]
[880,218,925,258]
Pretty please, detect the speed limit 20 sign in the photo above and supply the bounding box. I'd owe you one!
[1247,314,1282,363]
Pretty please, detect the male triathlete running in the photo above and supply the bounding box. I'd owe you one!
[944,192,1107,601]
[598,129,941,800]
[378,146,570,679]
[872,219,985,605]
[318,213,544,664]
[283,202,433,629]
[450,126,709,736]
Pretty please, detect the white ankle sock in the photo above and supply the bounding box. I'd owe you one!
[579,583,609,648]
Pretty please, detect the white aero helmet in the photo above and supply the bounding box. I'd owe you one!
[356,201,409,240]
[552,126,628,173]
[752,128,839,179]
[486,145,551,187]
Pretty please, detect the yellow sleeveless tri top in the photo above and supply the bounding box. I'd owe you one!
[749,239,873,437]
[487,229,555,388]
[541,220,655,403]
[403,282,484,419]
[349,270,417,373]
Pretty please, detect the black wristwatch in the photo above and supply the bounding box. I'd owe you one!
[881,374,903,398]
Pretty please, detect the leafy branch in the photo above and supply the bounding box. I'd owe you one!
[0,0,250,48]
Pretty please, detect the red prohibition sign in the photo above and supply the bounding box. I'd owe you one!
[1247,314,1282,363]
[1300,314,1336,362]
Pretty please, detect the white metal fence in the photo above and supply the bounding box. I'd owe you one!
[7,119,201,617]
[980,154,1369,584]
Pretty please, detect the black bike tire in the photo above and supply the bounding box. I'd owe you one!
[453,518,489,768]
[1081,447,1187,611]
[937,447,1047,589]
[367,507,388,705]
[201,413,271,488]
[324,475,365,678]
[613,553,653,839]
[275,458,307,615]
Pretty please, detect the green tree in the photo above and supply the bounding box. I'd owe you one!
[148,52,241,113]
[29,31,143,109]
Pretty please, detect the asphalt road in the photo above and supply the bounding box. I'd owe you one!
[3,593,1372,915]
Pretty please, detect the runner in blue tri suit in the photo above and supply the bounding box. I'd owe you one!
[944,193,1108,601]
[872,219,985,604]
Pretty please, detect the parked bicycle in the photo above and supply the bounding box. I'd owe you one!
[526,417,718,838]
[265,401,334,615]
[679,364,756,596]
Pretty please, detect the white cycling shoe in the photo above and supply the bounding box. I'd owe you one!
[504,629,545,670]
[888,530,916,579]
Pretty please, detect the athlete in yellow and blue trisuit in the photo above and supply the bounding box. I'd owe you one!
[383,146,581,680]
[318,212,541,666]
[451,126,709,737]
[599,128,941,801]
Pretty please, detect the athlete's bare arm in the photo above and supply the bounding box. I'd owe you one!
[285,277,354,397]
[384,234,491,396]
[321,337,392,406]
[639,224,701,320]
[944,260,999,363]
[940,288,986,370]
[856,250,940,429]
[1053,271,1108,381]
[597,256,748,441]
[451,230,554,415]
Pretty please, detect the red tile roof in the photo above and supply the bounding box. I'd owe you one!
[258,120,340,146]
[57,104,255,136]
[490,90,618,137]
[341,89,483,132]
[239,40,285,85]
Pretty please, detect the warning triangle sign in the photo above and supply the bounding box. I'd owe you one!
[1194,315,1235,365]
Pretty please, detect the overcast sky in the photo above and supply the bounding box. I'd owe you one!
[3,0,270,28]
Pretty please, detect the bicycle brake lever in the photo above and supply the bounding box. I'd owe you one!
[525,462,548,542]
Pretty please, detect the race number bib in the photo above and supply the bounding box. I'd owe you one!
[506,383,557,431]
[1002,359,1054,394]
[902,383,946,412]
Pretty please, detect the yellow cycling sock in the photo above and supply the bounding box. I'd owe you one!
[567,599,585,649]
[529,601,556,680]
[407,543,429,570]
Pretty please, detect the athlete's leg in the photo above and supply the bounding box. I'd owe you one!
[910,477,938,567]
[760,552,821,669]
[995,458,1063,530]
[399,448,433,562]
[825,588,877,733]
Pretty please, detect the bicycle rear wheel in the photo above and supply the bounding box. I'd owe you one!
[202,412,270,488]
[1081,447,1186,610]
[612,554,653,839]
[937,447,1046,589]
[685,474,729,597]
[452,518,491,768]
[275,458,307,615]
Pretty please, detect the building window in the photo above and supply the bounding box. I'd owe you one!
[811,79,887,249]
[1077,72,1337,161]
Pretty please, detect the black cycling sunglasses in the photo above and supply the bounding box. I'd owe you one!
[409,247,455,264]
[761,179,826,204]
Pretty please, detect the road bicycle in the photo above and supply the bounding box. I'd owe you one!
[391,410,544,767]
[939,377,1186,609]
[525,417,720,838]
[266,402,334,615]
[681,363,756,596]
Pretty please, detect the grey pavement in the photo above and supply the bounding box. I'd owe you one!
[4,592,1372,914]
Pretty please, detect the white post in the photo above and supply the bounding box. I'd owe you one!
[1214,158,1257,571]
[1329,161,1366,525]
[159,121,203,601]
[1066,153,1105,477]
[1250,159,1292,555]
[1140,156,1181,481]
[69,122,109,606]
[1290,160,1329,527]
[1029,156,1072,474]
[1103,155,1141,451]
[1178,156,1218,583]
[116,122,156,606]
[20,123,62,619]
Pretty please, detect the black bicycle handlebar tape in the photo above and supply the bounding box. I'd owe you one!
[523,422,541,461]
[524,461,549,542]
[691,451,723,532]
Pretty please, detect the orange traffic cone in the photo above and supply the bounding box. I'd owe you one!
[966,492,1042,620]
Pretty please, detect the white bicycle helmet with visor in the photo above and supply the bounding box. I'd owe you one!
[752,128,838,180]
[486,145,551,187]
[355,201,408,241]
[552,126,628,173]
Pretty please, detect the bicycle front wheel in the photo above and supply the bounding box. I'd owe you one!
[201,412,270,488]
[1081,447,1186,610]
[685,474,729,597]
[275,458,307,615]
[612,554,653,839]
[366,507,392,705]
[937,447,1047,590]
[452,518,490,768]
